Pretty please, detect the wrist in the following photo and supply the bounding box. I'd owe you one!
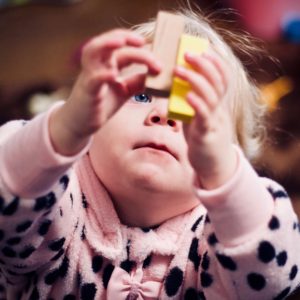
[49,104,91,156]
[197,145,238,190]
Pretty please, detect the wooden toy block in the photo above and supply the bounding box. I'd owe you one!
[168,34,209,122]
[144,11,184,97]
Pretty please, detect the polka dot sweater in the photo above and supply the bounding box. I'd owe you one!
[0,108,300,300]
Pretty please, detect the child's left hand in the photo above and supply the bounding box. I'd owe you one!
[174,51,237,190]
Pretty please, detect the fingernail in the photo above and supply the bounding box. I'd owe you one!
[185,52,196,60]
[176,65,186,74]
[155,61,162,70]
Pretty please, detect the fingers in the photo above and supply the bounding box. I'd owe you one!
[175,66,219,110]
[174,51,229,112]
[81,29,146,68]
[186,92,211,130]
[185,52,227,97]
[113,47,161,74]
[83,69,118,95]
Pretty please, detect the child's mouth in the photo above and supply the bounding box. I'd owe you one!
[134,143,178,160]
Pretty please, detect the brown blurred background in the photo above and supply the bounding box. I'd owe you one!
[0,0,300,298]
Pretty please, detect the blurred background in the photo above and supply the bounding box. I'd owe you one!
[0,0,300,298]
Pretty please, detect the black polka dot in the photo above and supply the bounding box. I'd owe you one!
[38,219,52,236]
[207,233,218,246]
[142,224,160,233]
[70,193,74,208]
[0,230,4,241]
[48,237,65,251]
[273,287,291,300]
[29,287,39,300]
[3,197,19,216]
[267,187,288,200]
[198,291,206,300]
[16,220,33,233]
[289,265,298,280]
[19,245,36,259]
[120,259,136,273]
[76,272,82,288]
[184,288,198,300]
[44,256,68,285]
[34,192,56,212]
[92,255,103,273]
[216,253,237,271]
[74,220,79,232]
[164,267,184,296]
[82,193,88,209]
[141,227,151,232]
[63,295,76,300]
[102,264,114,289]
[200,271,213,288]
[45,269,60,285]
[0,196,4,212]
[191,215,204,232]
[205,215,211,224]
[293,222,298,230]
[42,210,51,217]
[268,216,280,230]
[258,241,276,263]
[59,175,69,190]
[2,246,16,258]
[59,256,69,278]
[51,249,64,261]
[81,283,97,300]
[126,239,131,257]
[201,252,210,271]
[188,238,201,271]
[276,251,288,266]
[81,225,86,240]
[247,273,266,291]
[143,254,152,269]
[6,237,21,246]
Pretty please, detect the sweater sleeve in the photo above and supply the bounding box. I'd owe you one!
[0,105,89,282]
[196,147,300,299]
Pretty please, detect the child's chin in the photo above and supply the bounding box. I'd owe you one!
[129,163,183,191]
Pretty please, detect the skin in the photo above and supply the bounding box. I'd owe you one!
[49,29,237,227]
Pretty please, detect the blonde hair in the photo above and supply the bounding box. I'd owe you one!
[132,8,267,161]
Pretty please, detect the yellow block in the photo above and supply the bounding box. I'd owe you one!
[168,35,209,122]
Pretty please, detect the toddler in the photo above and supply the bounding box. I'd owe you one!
[0,8,300,300]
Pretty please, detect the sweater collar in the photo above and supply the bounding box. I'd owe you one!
[75,154,205,261]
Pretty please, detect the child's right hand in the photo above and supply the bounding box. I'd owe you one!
[49,29,161,156]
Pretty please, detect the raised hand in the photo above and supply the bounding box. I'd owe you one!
[49,29,161,156]
[174,50,237,189]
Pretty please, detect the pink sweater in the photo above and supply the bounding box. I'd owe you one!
[0,106,299,299]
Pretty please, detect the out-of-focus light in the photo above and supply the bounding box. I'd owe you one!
[282,14,300,43]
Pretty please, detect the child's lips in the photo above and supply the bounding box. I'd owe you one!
[134,143,178,160]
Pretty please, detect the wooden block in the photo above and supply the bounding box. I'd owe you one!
[144,11,184,97]
[168,34,209,122]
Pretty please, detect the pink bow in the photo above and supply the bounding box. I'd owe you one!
[107,267,161,300]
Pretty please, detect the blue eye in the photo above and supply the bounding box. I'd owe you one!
[133,94,152,103]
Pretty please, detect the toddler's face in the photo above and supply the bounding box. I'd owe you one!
[89,65,196,201]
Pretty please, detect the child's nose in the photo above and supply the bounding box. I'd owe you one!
[145,100,179,130]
